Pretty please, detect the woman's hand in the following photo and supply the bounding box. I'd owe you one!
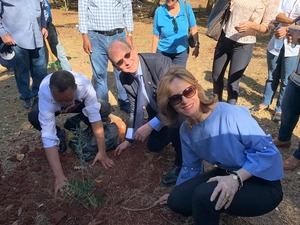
[207,175,239,210]
[235,22,254,33]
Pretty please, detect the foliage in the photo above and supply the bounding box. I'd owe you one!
[64,128,103,208]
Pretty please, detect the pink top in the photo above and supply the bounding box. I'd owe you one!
[223,0,280,44]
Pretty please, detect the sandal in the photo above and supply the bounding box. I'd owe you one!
[284,155,300,170]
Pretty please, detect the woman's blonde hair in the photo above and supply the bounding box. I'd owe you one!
[157,67,217,126]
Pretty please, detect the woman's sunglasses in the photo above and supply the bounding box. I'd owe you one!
[168,86,196,106]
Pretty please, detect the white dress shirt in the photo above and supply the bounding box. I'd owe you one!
[38,72,101,148]
[268,0,300,57]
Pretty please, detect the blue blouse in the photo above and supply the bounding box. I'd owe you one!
[153,0,196,54]
[177,102,284,185]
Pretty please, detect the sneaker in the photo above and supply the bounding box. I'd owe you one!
[284,155,300,170]
[160,166,181,187]
[273,138,291,148]
[118,99,130,113]
[23,99,32,109]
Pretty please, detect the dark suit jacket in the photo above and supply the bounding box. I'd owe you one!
[120,53,173,139]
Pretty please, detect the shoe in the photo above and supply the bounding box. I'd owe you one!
[273,138,291,148]
[118,99,130,113]
[284,155,300,170]
[57,129,67,153]
[272,112,282,123]
[23,99,32,109]
[160,166,181,187]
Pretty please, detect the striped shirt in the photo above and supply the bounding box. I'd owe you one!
[78,0,134,34]
[224,0,280,44]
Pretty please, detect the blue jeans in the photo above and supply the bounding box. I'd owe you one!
[262,49,298,113]
[88,30,128,102]
[278,80,300,160]
[157,49,188,67]
[13,46,47,100]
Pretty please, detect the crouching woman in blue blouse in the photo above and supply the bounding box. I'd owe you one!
[156,67,283,225]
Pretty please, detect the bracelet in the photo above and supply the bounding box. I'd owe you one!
[226,170,243,190]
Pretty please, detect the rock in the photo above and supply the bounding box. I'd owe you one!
[16,153,25,162]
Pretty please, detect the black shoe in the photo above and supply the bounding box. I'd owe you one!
[118,99,130,113]
[160,166,181,187]
[57,129,67,153]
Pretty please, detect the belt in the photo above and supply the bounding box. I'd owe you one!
[97,28,124,36]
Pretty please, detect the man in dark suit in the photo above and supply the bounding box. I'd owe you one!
[108,40,182,186]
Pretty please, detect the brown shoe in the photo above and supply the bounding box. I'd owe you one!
[284,156,300,170]
[273,138,291,148]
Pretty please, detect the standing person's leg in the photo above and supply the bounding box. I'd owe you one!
[212,32,231,102]
[227,43,253,104]
[172,49,189,67]
[12,46,33,108]
[278,81,300,142]
[275,54,298,114]
[261,51,281,108]
[89,31,110,102]
[110,31,129,110]
[30,47,48,99]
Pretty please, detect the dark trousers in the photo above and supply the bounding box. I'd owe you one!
[147,126,182,167]
[212,32,254,103]
[28,98,111,131]
[279,80,300,159]
[168,168,283,225]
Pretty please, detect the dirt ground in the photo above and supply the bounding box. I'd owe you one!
[0,1,300,225]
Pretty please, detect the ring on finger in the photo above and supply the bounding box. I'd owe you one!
[225,193,230,202]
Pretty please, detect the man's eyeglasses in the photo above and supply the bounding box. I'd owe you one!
[115,51,131,67]
[172,17,178,33]
[168,86,196,106]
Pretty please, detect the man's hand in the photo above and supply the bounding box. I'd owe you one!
[274,27,287,39]
[41,28,48,39]
[207,175,239,210]
[54,175,68,199]
[126,34,133,47]
[114,140,131,156]
[157,193,170,205]
[1,34,16,45]
[235,22,254,33]
[92,152,114,169]
[82,34,92,55]
[134,123,153,142]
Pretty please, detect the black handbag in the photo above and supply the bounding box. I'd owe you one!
[206,0,231,41]
[183,0,198,48]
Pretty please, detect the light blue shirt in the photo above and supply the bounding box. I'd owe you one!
[78,0,134,34]
[0,0,45,49]
[153,0,196,53]
[177,102,284,185]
